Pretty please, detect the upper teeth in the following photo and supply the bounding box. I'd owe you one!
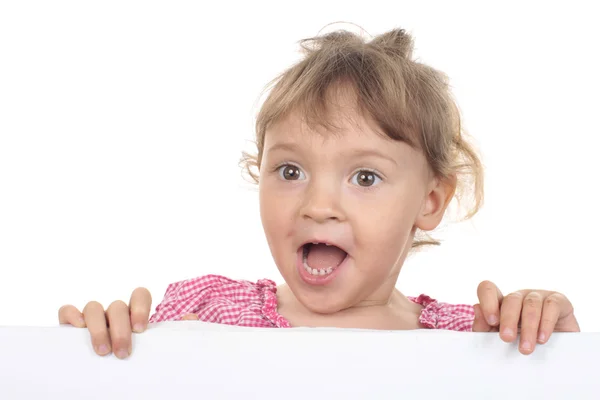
[311,242,332,246]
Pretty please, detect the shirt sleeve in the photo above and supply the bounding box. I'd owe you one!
[149,274,234,323]
[148,274,281,327]
[409,294,475,332]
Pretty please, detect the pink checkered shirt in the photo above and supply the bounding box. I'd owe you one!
[149,274,475,331]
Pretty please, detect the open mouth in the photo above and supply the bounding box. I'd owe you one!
[301,242,348,276]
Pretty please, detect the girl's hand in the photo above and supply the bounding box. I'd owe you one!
[472,280,580,355]
[57,287,152,359]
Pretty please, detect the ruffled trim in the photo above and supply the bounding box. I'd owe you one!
[257,279,292,328]
[409,294,475,332]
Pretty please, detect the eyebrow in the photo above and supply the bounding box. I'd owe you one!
[348,149,399,167]
[265,142,399,167]
[265,142,299,154]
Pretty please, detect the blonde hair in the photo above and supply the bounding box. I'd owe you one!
[241,26,484,248]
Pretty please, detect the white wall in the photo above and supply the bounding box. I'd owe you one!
[1,1,598,330]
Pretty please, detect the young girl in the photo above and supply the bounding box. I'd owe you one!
[58,27,579,359]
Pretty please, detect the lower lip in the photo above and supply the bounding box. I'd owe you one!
[296,247,348,286]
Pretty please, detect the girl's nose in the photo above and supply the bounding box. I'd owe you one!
[300,183,345,223]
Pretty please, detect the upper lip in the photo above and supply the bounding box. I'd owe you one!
[299,238,350,256]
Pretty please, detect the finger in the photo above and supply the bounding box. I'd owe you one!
[498,292,524,343]
[476,280,503,326]
[82,301,111,356]
[129,287,152,333]
[549,292,579,332]
[472,304,494,332]
[537,292,576,343]
[105,300,133,360]
[518,291,543,355]
[58,305,86,327]
[182,313,199,321]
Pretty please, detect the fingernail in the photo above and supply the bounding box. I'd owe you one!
[116,349,129,359]
[487,314,498,325]
[97,344,109,355]
[502,327,514,337]
[521,341,532,352]
[78,317,85,326]
[538,332,546,343]
[133,323,144,333]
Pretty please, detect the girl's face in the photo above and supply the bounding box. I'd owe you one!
[258,93,451,314]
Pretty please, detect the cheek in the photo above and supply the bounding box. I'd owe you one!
[358,214,412,255]
[353,213,413,280]
[352,187,422,256]
[259,183,291,245]
[259,185,276,230]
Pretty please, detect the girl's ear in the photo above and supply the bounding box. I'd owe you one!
[415,174,457,231]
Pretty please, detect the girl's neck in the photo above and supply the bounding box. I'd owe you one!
[275,284,424,330]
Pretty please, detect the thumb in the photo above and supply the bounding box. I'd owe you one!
[182,313,199,321]
[472,304,493,332]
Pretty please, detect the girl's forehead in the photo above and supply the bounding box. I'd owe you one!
[263,81,420,151]
[266,106,386,145]
[263,111,425,170]
[262,83,423,161]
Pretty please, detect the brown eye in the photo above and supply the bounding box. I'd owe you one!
[352,170,381,187]
[279,164,304,180]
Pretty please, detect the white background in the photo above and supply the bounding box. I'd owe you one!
[1,1,598,330]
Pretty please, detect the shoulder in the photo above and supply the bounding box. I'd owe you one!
[149,274,288,327]
[409,294,475,332]
[159,274,276,301]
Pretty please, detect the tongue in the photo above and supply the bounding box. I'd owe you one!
[306,244,347,269]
